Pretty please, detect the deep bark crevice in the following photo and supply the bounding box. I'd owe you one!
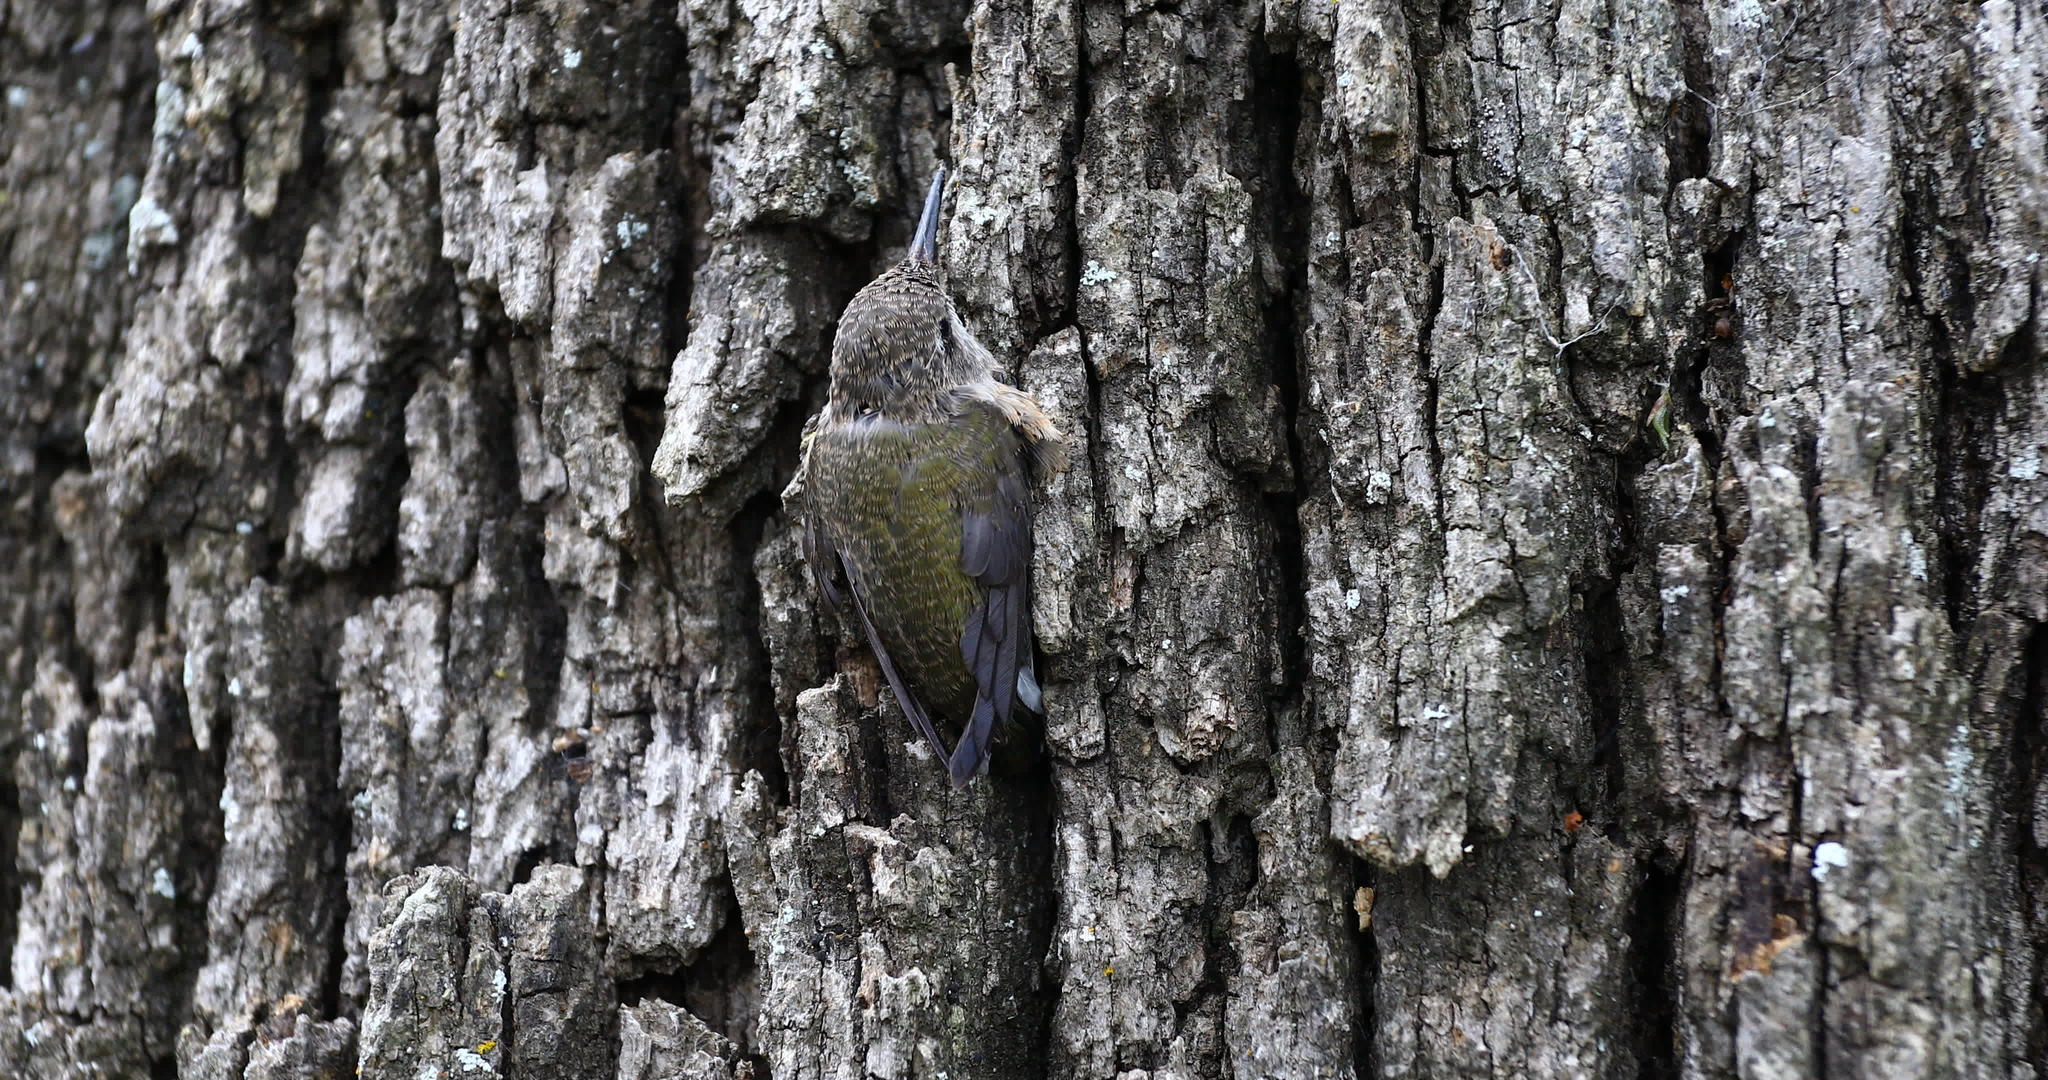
[1929,311,2016,635]
[1676,222,1741,720]
[491,899,518,1080]
[295,666,350,1025]
[1251,39,1311,750]
[1626,853,1682,1080]
[730,481,795,807]
[1017,763,1060,1077]
[1580,565,1628,830]
[1023,1,1088,350]
[512,846,548,887]
[1181,815,1257,1046]
[169,661,231,1038]
[1666,0,1715,189]
[1694,207,1746,409]
[320,680,354,1022]
[650,17,696,340]
[2010,623,2048,1068]
[467,338,570,743]
[624,386,677,500]
[1421,258,1449,531]
[1810,912,1830,1079]
[0,769,15,992]
[34,442,104,712]
[263,16,350,578]
[618,878,761,1053]
[616,964,690,1006]
[1351,857,1380,1077]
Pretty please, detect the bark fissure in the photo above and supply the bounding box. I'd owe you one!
[2012,623,2048,1069]
[319,681,354,1025]
[1351,857,1381,1078]
[1253,36,1312,764]
[0,771,15,992]
[1627,854,1681,1080]
[1582,564,1628,827]
[1930,326,2010,633]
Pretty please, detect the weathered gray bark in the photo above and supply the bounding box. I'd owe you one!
[1,0,2043,1077]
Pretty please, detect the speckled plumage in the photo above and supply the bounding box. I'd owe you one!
[800,169,1062,787]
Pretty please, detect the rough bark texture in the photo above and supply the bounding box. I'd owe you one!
[1,0,2044,1077]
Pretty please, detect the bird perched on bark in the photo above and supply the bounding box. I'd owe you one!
[800,166,1063,787]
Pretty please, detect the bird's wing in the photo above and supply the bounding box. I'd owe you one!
[948,405,1035,785]
[801,422,952,765]
[801,503,846,613]
[843,558,956,767]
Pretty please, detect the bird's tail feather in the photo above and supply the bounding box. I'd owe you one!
[1016,664,1043,713]
[948,698,996,787]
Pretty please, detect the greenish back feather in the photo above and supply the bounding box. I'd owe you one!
[807,402,1021,734]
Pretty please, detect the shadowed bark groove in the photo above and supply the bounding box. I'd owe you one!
[2,0,2044,1077]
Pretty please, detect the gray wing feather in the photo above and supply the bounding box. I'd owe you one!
[802,513,845,610]
[948,428,1035,784]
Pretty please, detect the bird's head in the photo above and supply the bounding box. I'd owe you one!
[826,167,974,418]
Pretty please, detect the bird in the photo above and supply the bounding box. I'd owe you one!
[799,166,1063,787]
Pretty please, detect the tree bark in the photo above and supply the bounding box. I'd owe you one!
[1,0,2043,1077]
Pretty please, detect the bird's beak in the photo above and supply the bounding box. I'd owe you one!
[909,166,946,265]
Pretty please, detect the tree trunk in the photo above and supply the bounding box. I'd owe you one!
[2,0,2043,1077]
